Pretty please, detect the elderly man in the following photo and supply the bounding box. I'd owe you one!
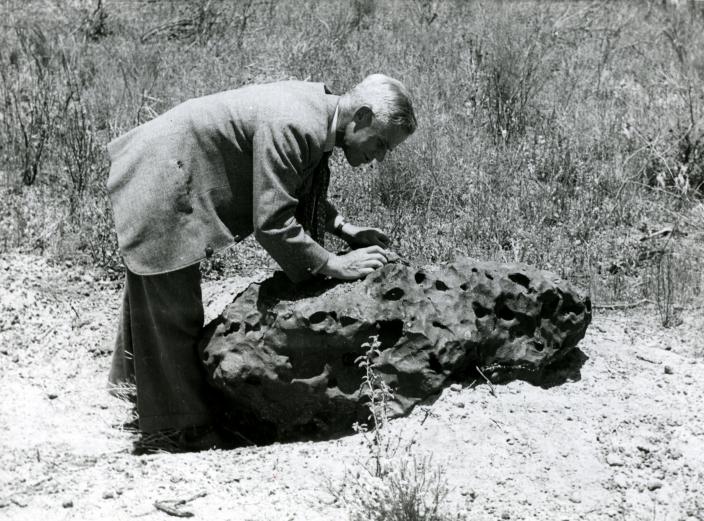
[107,74,416,451]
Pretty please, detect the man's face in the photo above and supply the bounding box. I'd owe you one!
[341,107,409,167]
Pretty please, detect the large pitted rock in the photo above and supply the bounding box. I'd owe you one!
[200,258,591,442]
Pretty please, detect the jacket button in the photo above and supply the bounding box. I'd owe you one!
[205,246,214,258]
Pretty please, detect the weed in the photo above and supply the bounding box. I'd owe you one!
[80,0,110,42]
[354,335,396,477]
[1,0,703,305]
[0,25,65,186]
[328,336,455,521]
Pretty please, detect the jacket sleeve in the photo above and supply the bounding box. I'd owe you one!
[252,121,331,283]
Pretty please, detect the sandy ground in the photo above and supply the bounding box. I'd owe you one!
[1,253,703,521]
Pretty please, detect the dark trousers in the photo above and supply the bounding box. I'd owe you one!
[108,264,213,432]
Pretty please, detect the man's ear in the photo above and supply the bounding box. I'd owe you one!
[352,105,373,129]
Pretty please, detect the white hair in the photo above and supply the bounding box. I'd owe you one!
[344,74,417,135]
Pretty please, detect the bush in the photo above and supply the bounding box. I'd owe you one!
[0,0,702,306]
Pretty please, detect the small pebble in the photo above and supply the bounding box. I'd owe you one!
[62,500,73,508]
[454,401,465,408]
[664,365,674,375]
[47,393,58,400]
[501,512,511,520]
[460,488,477,499]
[613,474,628,488]
[102,491,114,499]
[647,480,663,491]
[450,383,462,392]
[569,494,581,504]
[606,453,624,467]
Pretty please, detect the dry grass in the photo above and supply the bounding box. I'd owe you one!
[1,0,703,312]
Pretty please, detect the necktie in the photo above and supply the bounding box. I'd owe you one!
[296,151,331,247]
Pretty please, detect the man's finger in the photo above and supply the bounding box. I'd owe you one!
[362,246,389,258]
[364,253,388,264]
[363,259,384,269]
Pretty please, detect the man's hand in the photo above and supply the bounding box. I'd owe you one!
[341,224,391,249]
[319,246,389,280]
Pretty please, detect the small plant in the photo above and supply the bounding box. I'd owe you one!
[328,336,454,521]
[474,7,558,144]
[354,335,396,477]
[0,25,65,186]
[80,0,110,41]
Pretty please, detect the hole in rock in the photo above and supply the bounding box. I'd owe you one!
[340,315,358,327]
[532,339,544,352]
[327,376,338,388]
[308,311,328,324]
[415,272,426,284]
[428,352,442,373]
[561,292,584,315]
[432,320,452,332]
[435,280,449,291]
[244,322,261,333]
[245,374,262,385]
[223,322,241,336]
[496,303,515,321]
[540,290,559,318]
[472,302,490,318]
[508,272,530,290]
[342,352,358,366]
[460,282,469,291]
[383,287,405,301]
[485,272,494,280]
[376,320,403,349]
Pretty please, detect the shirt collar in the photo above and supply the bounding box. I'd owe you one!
[323,104,339,153]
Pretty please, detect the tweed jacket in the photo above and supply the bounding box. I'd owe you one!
[106,81,340,282]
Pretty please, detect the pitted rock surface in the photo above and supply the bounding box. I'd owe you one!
[200,258,591,441]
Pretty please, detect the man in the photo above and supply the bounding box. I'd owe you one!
[107,74,417,451]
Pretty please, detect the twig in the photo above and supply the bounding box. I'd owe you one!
[154,491,207,518]
[419,406,434,426]
[639,227,674,241]
[0,476,52,508]
[475,366,496,397]
[635,354,662,365]
[490,418,507,433]
[593,299,651,310]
